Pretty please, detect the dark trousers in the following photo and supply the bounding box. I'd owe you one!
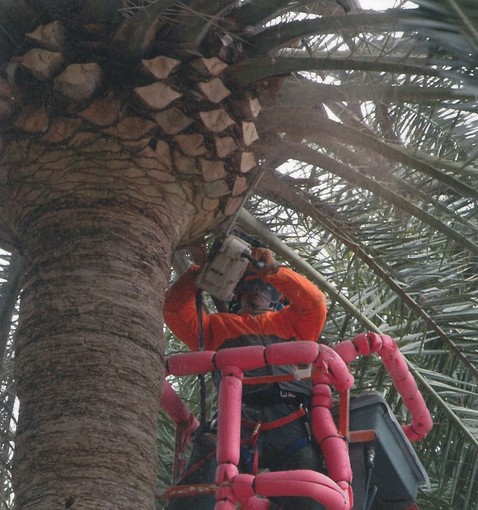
[166,401,325,510]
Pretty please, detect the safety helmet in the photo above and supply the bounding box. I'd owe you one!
[229,278,283,313]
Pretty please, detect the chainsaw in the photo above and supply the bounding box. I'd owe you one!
[195,234,263,301]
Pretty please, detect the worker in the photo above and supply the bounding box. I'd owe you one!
[164,248,328,509]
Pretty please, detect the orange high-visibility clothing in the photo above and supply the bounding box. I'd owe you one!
[164,266,327,352]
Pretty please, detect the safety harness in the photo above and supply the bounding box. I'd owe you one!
[186,272,312,482]
[176,401,311,483]
[240,405,310,474]
[195,289,208,430]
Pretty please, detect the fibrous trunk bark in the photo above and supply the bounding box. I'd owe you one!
[0,10,265,507]
[13,205,172,509]
[3,134,194,508]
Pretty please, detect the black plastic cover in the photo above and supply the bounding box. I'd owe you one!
[335,391,429,510]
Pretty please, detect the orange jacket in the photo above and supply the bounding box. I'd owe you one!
[164,266,327,351]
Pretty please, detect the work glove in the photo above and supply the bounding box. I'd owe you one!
[248,247,280,276]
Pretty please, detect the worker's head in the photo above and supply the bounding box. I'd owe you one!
[232,278,282,316]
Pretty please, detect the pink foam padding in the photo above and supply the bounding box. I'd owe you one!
[265,341,319,365]
[167,350,215,375]
[216,366,243,466]
[160,379,199,429]
[254,470,349,510]
[313,344,354,392]
[215,345,266,371]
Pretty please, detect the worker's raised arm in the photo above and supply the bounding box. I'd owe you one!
[164,266,204,351]
[265,266,327,341]
[245,247,327,340]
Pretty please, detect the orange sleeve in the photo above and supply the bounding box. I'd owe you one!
[163,266,205,351]
[264,267,327,341]
[164,266,327,350]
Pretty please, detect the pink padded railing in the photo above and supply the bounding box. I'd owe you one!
[162,334,433,509]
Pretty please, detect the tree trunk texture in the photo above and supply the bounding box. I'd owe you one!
[0,12,265,507]
[5,141,193,509]
[14,209,172,510]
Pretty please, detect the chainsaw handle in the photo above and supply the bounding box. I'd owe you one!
[241,251,264,269]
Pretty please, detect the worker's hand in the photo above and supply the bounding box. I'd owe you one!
[248,248,280,276]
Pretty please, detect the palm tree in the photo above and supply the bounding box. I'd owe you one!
[0,0,477,509]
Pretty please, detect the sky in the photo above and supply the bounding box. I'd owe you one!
[360,0,395,10]
[361,0,389,8]
[361,0,416,8]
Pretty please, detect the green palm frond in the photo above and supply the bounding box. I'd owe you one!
[411,0,478,64]
[245,10,410,55]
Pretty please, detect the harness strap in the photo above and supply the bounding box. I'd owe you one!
[270,436,310,470]
[176,447,216,483]
[178,408,308,480]
[195,290,207,430]
[241,407,307,474]
[242,407,306,433]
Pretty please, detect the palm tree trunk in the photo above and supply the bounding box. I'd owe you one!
[12,204,176,509]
